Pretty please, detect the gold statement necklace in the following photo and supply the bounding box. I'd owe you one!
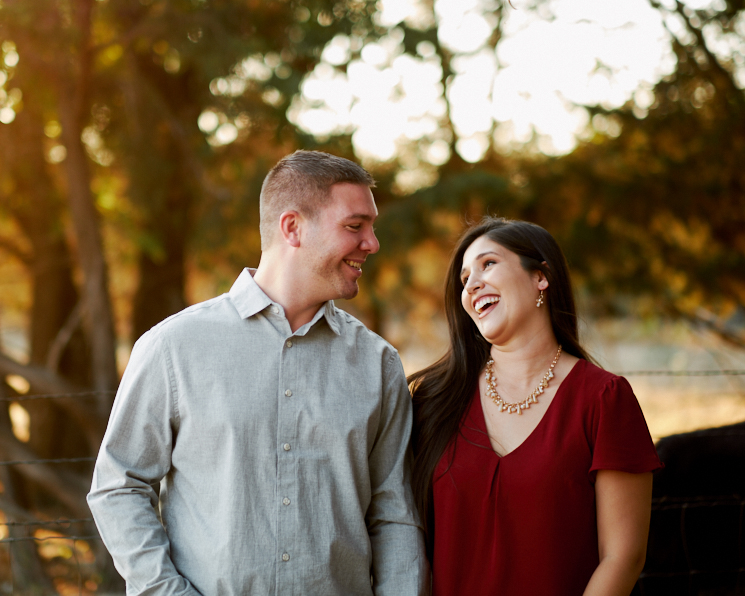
[484,346,562,415]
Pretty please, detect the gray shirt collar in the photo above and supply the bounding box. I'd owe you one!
[229,267,341,336]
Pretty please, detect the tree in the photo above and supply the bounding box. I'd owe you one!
[347,0,745,348]
[502,0,745,343]
[0,0,390,588]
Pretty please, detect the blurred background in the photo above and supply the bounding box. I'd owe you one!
[0,0,744,592]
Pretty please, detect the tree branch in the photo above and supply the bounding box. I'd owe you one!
[45,301,84,374]
[0,430,91,518]
[677,308,745,350]
[0,352,107,449]
[0,235,32,265]
[650,0,745,112]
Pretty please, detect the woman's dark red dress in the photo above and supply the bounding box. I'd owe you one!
[432,359,662,596]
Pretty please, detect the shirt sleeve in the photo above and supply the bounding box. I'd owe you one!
[87,329,202,596]
[367,351,431,596]
[589,375,663,480]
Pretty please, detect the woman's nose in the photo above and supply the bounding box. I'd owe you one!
[464,273,482,293]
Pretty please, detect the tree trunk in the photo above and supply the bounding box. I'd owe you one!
[131,177,189,341]
[131,149,190,341]
[0,86,95,469]
[56,0,118,412]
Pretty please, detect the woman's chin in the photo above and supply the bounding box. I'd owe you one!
[476,324,503,346]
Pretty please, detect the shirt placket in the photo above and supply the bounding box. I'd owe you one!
[276,332,298,594]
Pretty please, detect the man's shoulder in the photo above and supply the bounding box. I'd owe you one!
[140,293,237,343]
[331,306,398,355]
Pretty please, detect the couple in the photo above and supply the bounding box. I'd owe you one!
[88,151,661,595]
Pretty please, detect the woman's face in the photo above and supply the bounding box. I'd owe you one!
[460,235,547,346]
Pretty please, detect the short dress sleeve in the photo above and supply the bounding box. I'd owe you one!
[589,375,663,480]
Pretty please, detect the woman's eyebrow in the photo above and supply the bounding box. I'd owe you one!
[466,251,500,267]
[461,251,500,276]
[474,251,499,260]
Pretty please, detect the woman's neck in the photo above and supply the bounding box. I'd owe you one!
[487,331,562,393]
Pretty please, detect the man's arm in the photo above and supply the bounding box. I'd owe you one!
[87,330,201,595]
[367,351,431,596]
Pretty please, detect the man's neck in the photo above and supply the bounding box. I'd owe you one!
[253,256,325,333]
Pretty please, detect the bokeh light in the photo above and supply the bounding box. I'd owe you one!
[288,0,682,162]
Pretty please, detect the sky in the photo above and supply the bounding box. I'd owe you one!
[282,0,730,165]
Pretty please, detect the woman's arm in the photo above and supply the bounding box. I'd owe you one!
[583,470,654,596]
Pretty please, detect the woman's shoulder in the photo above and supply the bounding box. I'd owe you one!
[567,359,634,403]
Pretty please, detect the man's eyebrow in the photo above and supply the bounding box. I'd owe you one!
[345,213,375,221]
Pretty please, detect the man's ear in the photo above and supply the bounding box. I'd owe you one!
[278,210,302,248]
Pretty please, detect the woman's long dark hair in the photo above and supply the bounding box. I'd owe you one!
[408,216,593,555]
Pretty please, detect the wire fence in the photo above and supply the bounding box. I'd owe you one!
[0,371,744,593]
[0,388,111,592]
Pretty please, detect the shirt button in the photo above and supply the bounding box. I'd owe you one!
[272,306,279,314]
[285,340,293,348]
[285,389,292,397]
[283,443,291,451]
[282,553,290,562]
[282,497,291,506]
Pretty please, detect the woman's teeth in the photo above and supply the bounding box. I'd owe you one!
[475,296,500,313]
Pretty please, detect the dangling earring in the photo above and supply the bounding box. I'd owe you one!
[536,290,544,308]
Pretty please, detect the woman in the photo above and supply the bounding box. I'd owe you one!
[410,217,662,595]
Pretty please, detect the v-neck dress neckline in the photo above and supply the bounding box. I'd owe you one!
[478,358,581,459]
[430,359,663,596]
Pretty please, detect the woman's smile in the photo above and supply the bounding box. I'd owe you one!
[474,295,500,317]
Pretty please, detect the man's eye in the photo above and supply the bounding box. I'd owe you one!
[347,224,361,231]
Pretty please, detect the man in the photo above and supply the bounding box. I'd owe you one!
[87,151,429,595]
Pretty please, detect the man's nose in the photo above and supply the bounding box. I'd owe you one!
[362,228,380,254]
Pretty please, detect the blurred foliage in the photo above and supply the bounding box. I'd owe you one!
[362,0,745,351]
[0,0,743,587]
[502,0,745,342]
[0,0,391,589]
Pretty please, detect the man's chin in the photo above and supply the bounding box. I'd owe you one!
[338,281,360,301]
[342,288,359,300]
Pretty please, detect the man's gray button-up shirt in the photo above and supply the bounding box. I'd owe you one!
[87,268,429,596]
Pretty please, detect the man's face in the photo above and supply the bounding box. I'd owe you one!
[302,183,380,303]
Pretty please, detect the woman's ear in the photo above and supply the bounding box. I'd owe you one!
[536,266,549,291]
[278,210,302,248]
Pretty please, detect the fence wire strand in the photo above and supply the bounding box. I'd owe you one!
[1,535,100,543]
[0,371,744,590]
[619,369,745,376]
[0,457,96,466]
[0,390,115,402]
[1,518,94,527]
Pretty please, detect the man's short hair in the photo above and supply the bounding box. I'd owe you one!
[259,150,375,250]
